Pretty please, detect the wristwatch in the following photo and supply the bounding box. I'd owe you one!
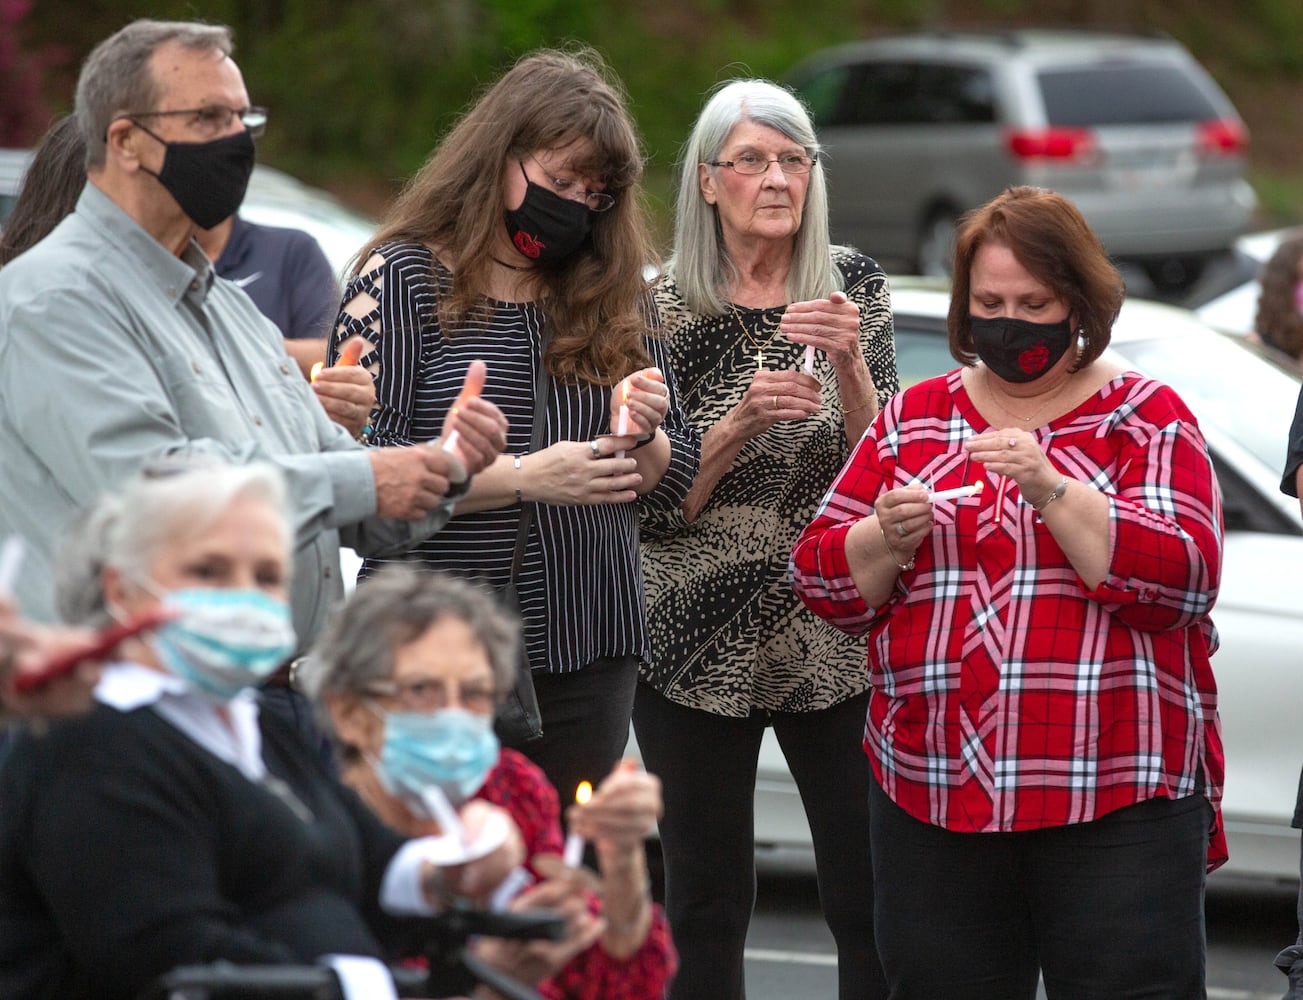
[1033,478,1068,511]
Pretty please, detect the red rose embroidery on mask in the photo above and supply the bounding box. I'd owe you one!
[1019,342,1050,373]
[513,232,545,258]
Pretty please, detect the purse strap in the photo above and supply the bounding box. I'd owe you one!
[509,320,551,586]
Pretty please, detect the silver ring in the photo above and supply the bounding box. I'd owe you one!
[896,522,907,537]
[1008,437,1017,449]
[590,440,601,458]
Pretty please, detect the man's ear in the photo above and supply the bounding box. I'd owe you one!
[104,117,144,171]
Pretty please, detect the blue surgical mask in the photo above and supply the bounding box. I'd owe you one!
[151,587,296,702]
[376,708,500,808]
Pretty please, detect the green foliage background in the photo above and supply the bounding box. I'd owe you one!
[9,0,1303,229]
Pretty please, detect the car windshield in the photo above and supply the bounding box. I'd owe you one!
[1037,64,1221,126]
[1113,334,1298,475]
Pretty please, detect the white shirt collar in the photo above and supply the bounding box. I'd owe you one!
[95,662,266,780]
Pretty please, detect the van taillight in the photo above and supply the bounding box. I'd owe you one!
[1197,119,1248,156]
[1004,127,1098,161]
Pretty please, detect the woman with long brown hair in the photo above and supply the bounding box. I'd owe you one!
[328,48,699,809]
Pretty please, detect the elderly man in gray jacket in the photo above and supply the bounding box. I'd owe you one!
[0,18,507,649]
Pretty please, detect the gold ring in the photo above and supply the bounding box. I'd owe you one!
[773,395,779,410]
[590,440,601,457]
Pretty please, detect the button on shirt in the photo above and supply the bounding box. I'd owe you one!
[0,184,452,646]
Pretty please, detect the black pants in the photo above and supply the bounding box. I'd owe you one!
[633,683,887,1000]
[518,654,639,822]
[869,773,1210,1000]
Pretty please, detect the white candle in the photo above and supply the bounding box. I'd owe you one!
[441,429,460,455]
[614,380,631,459]
[802,344,815,375]
[928,481,984,503]
[0,535,25,597]
[562,780,593,867]
[419,785,467,846]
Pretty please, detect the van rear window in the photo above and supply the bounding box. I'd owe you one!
[1038,64,1221,126]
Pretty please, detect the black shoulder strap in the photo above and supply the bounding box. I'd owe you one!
[509,320,551,585]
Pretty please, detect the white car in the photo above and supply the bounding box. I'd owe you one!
[737,278,1303,884]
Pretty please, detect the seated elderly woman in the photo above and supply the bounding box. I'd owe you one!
[0,461,524,1000]
[297,566,676,999]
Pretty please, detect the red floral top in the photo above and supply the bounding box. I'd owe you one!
[477,750,677,998]
[790,369,1227,869]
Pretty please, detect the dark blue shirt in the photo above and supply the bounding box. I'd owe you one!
[216,215,339,340]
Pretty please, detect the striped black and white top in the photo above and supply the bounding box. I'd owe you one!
[330,242,700,674]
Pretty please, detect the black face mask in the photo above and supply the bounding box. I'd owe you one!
[969,315,1075,383]
[503,161,592,263]
[137,125,256,229]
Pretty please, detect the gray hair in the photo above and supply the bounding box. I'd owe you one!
[669,78,842,316]
[76,19,234,169]
[297,566,520,737]
[54,460,290,626]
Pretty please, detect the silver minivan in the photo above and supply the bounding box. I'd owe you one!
[787,30,1258,292]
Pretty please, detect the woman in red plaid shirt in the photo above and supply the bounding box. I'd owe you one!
[792,186,1224,999]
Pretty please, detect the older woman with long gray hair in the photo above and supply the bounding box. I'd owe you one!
[634,79,897,999]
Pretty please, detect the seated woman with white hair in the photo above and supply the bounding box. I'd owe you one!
[0,460,524,1000]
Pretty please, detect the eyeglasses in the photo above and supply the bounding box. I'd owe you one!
[526,156,616,213]
[362,676,500,714]
[128,105,268,139]
[707,152,817,175]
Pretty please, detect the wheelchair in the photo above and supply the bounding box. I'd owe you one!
[137,907,566,1000]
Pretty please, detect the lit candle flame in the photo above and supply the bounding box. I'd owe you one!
[309,361,324,383]
[575,780,593,805]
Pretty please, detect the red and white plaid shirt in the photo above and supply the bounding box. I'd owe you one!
[792,369,1225,863]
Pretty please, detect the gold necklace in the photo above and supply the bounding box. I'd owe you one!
[981,369,1062,425]
[729,301,782,370]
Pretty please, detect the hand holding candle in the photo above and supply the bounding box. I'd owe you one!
[614,379,632,459]
[562,780,593,867]
[310,336,368,382]
[438,359,487,482]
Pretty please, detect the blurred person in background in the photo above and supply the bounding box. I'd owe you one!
[1253,236,1303,361]
[792,186,1224,999]
[328,47,698,809]
[0,461,525,1000]
[0,19,507,658]
[633,79,896,1000]
[0,115,84,268]
[198,212,342,378]
[299,565,676,999]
